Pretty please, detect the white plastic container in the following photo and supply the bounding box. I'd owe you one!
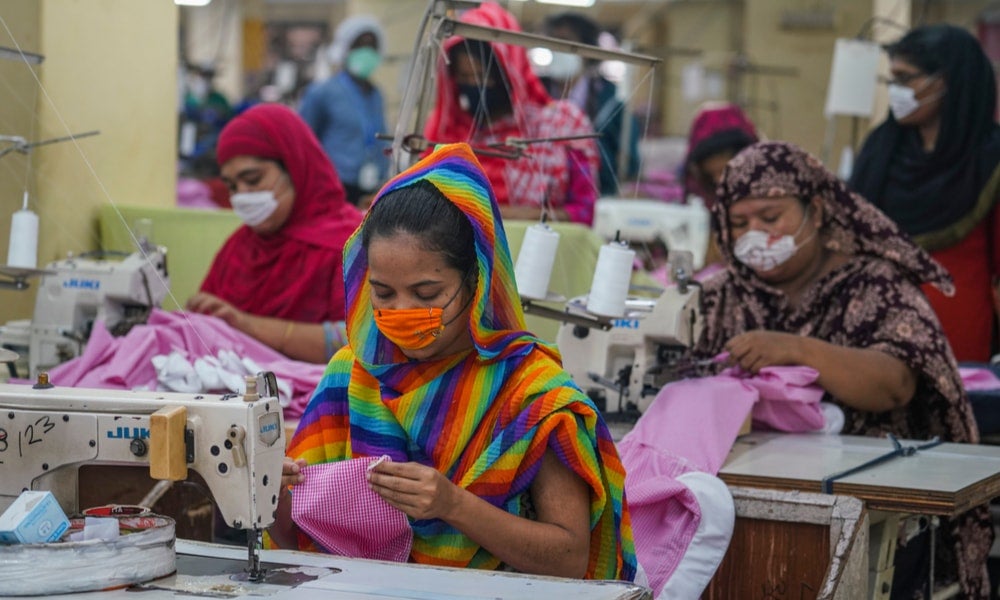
[0,514,176,595]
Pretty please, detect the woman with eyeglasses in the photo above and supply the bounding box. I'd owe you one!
[187,104,363,364]
[849,24,1000,363]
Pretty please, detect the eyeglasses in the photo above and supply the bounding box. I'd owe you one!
[878,71,931,87]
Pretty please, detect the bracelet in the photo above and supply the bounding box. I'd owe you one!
[281,321,295,352]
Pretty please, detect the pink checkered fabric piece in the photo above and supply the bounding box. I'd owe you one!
[291,455,412,562]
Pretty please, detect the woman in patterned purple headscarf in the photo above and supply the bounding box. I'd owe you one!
[692,141,990,598]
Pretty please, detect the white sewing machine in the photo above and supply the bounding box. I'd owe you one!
[593,197,711,270]
[555,252,704,419]
[0,375,284,579]
[0,246,170,379]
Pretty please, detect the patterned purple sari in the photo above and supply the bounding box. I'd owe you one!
[692,141,991,598]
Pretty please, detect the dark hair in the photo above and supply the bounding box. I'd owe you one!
[544,12,600,47]
[448,39,503,84]
[884,24,953,75]
[361,180,477,280]
[446,40,512,118]
[689,129,757,167]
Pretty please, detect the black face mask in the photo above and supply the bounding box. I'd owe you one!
[457,84,509,122]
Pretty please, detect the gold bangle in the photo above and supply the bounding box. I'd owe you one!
[281,321,295,351]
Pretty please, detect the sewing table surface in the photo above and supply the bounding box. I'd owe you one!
[0,539,650,599]
[718,432,1000,515]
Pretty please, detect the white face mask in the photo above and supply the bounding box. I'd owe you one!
[547,52,583,81]
[887,84,920,120]
[732,207,815,272]
[230,190,279,227]
[887,75,940,121]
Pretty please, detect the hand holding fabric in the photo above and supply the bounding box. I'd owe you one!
[367,461,462,521]
[282,457,307,488]
[724,330,803,374]
[186,292,247,332]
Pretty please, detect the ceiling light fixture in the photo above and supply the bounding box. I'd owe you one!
[535,0,596,7]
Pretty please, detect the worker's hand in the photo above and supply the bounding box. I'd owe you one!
[724,330,803,375]
[186,292,246,331]
[281,457,307,488]
[367,461,462,521]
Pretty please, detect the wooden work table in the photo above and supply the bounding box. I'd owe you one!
[719,432,1000,516]
[715,432,1000,599]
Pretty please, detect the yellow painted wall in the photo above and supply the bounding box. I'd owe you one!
[742,0,874,160]
[659,1,742,138]
[0,0,178,324]
[0,2,40,322]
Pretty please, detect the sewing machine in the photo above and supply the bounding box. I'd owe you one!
[0,246,169,379]
[0,375,284,580]
[593,197,711,270]
[554,252,704,418]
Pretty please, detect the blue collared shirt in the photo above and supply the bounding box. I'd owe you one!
[299,71,389,189]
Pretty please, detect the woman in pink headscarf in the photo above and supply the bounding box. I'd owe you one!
[187,103,363,363]
[682,102,759,208]
[423,2,599,225]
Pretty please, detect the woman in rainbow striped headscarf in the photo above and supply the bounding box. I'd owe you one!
[268,143,636,581]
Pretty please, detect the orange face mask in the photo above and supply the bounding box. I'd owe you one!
[373,278,471,351]
[373,306,446,350]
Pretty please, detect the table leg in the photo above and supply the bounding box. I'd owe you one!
[868,511,900,600]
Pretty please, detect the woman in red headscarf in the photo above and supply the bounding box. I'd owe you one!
[186,104,363,363]
[423,2,599,225]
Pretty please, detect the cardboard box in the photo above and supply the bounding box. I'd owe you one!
[0,491,70,544]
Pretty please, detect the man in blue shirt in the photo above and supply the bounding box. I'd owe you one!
[300,15,389,206]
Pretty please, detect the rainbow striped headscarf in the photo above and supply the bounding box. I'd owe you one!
[288,143,635,580]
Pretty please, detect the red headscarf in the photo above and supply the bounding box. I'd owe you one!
[200,103,362,323]
[423,2,597,210]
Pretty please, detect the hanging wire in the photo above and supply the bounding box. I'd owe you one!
[0,13,216,357]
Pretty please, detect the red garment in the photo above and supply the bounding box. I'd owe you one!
[201,103,362,323]
[205,177,231,208]
[923,219,996,362]
[423,2,598,224]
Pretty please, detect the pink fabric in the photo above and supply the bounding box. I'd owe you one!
[38,309,325,419]
[291,456,412,562]
[618,366,824,595]
[176,178,219,210]
[618,440,703,598]
[723,365,827,432]
[625,376,756,474]
[649,261,729,290]
[960,367,1000,391]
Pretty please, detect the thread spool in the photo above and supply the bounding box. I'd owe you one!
[587,240,635,317]
[7,208,39,269]
[514,223,560,300]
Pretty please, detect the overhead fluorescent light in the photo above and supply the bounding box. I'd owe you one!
[536,0,596,6]
[175,0,212,6]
